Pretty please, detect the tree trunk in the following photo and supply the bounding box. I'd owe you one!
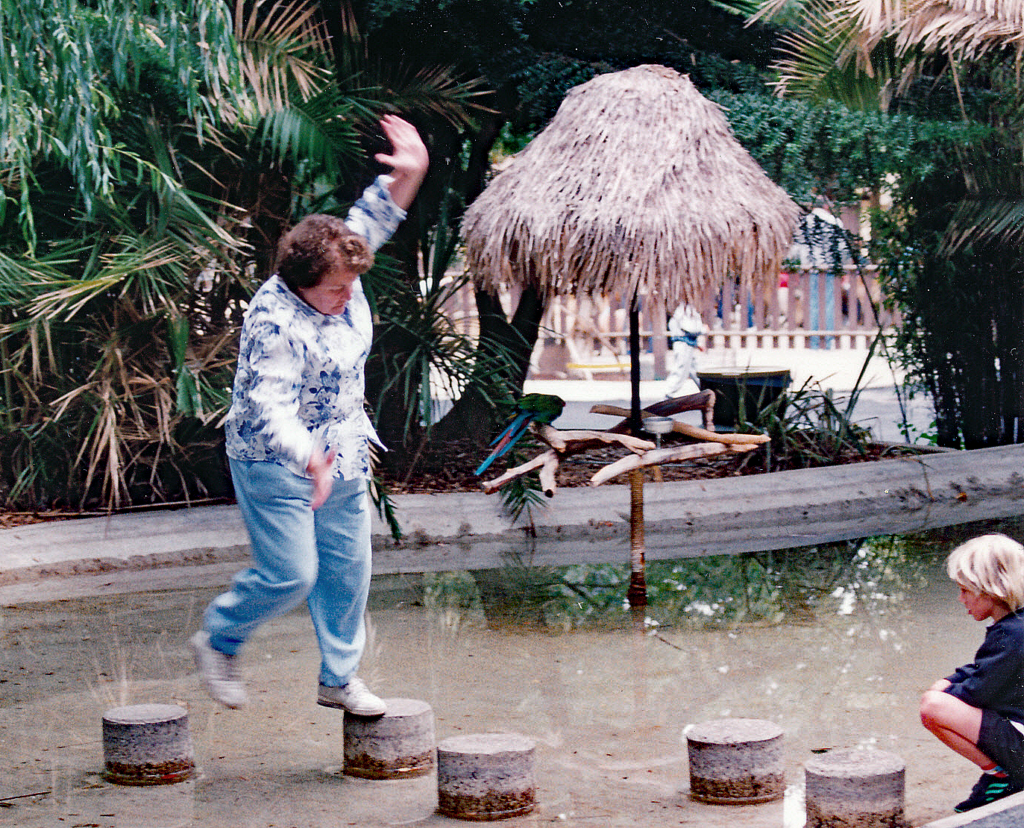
[432,284,547,444]
[363,110,519,466]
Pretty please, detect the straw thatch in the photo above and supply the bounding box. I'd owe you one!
[462,65,800,308]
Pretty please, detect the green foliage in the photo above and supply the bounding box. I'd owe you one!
[0,0,487,511]
[726,0,1024,449]
[0,1,252,509]
[509,57,609,133]
[857,60,1024,448]
[497,465,547,532]
[362,164,520,470]
[0,0,244,242]
[750,378,872,471]
[345,0,785,454]
[363,258,486,441]
[368,462,403,541]
[710,90,984,205]
[420,535,931,632]
[719,333,910,470]
[377,0,775,135]
[872,190,1024,448]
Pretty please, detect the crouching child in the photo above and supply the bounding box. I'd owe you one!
[920,533,1024,813]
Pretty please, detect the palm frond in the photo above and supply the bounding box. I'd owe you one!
[741,0,812,25]
[234,0,334,114]
[366,62,492,127]
[771,0,903,109]
[896,0,1024,61]
[330,5,490,128]
[0,249,76,309]
[26,238,187,322]
[943,196,1024,252]
[255,85,363,176]
[765,0,1024,110]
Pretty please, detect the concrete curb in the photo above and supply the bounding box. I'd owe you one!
[2,444,1023,590]
[922,792,1024,827]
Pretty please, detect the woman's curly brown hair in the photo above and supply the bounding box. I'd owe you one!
[275,214,374,292]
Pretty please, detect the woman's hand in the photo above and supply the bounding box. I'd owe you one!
[376,114,429,211]
[306,447,337,510]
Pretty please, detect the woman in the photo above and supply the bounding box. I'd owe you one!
[190,116,428,716]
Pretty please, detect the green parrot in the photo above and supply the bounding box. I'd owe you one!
[475,393,565,475]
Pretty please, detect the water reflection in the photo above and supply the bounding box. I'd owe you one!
[405,528,991,826]
[424,535,941,634]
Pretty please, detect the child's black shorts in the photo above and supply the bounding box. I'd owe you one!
[979,709,1024,782]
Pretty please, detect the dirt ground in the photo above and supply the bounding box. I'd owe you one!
[0,434,913,530]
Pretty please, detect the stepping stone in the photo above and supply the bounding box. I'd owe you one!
[437,732,536,820]
[805,748,905,828]
[343,698,435,779]
[102,704,195,785]
[686,717,785,804]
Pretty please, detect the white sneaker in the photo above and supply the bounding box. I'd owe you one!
[189,631,248,709]
[317,676,386,716]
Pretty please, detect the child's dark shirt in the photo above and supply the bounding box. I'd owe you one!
[945,608,1024,725]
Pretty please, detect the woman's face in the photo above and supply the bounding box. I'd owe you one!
[297,266,359,316]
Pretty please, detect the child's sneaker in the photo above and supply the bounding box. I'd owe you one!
[954,772,1024,812]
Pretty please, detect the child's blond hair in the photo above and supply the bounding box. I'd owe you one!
[947,533,1024,612]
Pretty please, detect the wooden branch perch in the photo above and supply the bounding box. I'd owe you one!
[538,451,559,497]
[627,391,715,427]
[535,423,654,453]
[479,392,766,495]
[590,442,760,486]
[480,450,560,495]
[589,404,770,445]
[660,390,716,430]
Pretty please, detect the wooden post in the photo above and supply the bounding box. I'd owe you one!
[651,295,668,380]
[627,468,647,608]
[629,294,642,436]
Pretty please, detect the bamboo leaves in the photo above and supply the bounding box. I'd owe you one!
[0,0,243,239]
[0,0,248,509]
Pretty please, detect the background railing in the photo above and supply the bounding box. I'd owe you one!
[442,265,896,379]
[702,265,895,351]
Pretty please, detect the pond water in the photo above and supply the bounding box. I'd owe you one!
[2,517,1023,827]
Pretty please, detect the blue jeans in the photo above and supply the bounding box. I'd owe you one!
[204,458,372,687]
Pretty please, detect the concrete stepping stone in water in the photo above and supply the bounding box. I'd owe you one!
[343,698,435,779]
[102,703,195,785]
[436,732,536,820]
[686,717,785,805]
[804,748,905,828]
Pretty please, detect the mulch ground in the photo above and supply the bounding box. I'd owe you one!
[376,434,904,495]
[0,434,910,529]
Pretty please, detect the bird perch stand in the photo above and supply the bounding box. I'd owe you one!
[628,468,647,608]
[477,392,771,608]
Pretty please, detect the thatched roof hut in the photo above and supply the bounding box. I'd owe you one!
[462,64,800,310]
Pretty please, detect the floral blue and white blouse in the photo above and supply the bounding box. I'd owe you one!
[223,176,405,481]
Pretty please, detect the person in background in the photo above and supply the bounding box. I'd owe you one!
[920,533,1024,812]
[189,115,428,717]
[665,303,704,398]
